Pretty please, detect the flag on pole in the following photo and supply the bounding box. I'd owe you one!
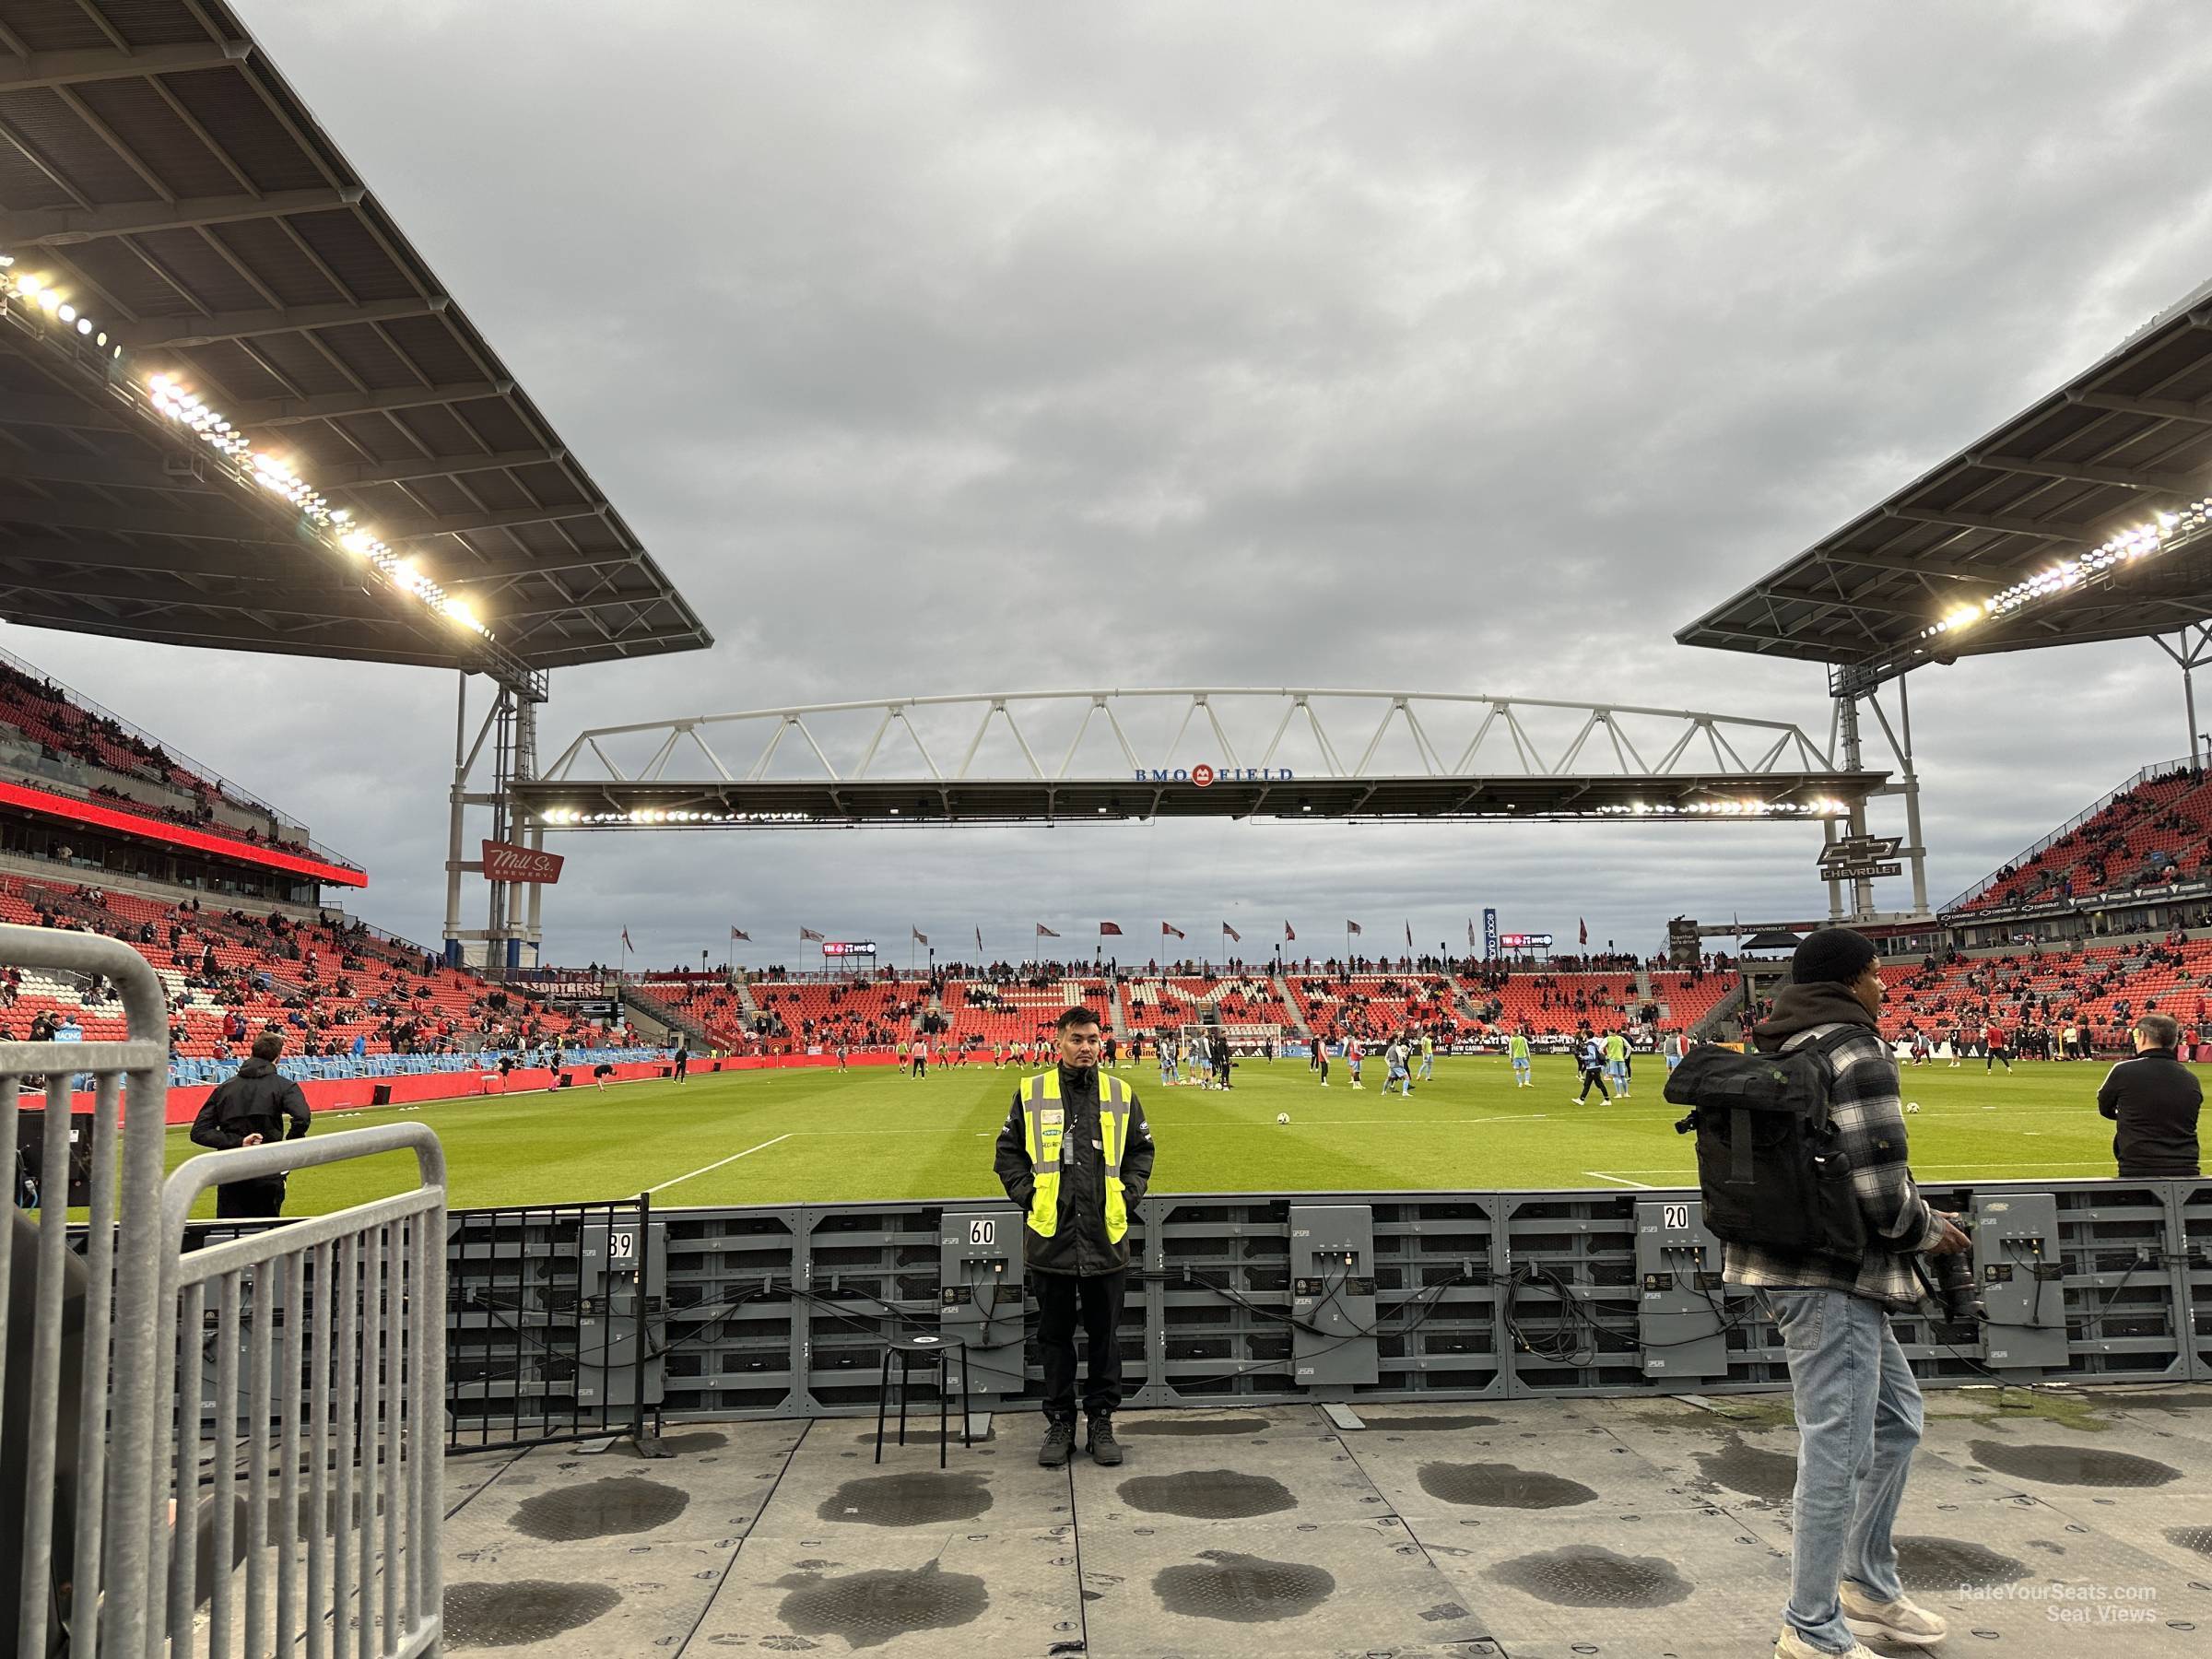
[1578,917,1588,947]
[1036,923,1060,938]
[1406,921,1413,947]
[620,927,633,953]
[1222,922,1241,943]
[801,926,826,942]
[1100,922,1124,936]
[1162,922,1185,939]
[976,926,984,955]
[1347,920,1362,935]
[912,926,929,945]
[1466,918,1477,949]
[1284,921,1296,941]
[731,926,750,942]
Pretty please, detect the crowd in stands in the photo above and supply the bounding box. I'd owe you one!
[662,952,1748,1059]
[0,657,335,864]
[1956,765,2212,915]
[0,875,644,1071]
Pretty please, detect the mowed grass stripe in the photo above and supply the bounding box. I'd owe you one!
[156,1057,2155,1217]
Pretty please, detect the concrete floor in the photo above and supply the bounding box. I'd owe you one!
[433,1386,2212,1657]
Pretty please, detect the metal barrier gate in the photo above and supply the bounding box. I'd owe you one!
[0,923,450,1658]
[151,1125,447,1659]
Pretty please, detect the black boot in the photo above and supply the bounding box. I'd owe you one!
[1087,1417,1124,1466]
[1038,1419,1076,1467]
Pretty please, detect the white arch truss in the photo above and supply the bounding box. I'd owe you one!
[539,688,1841,786]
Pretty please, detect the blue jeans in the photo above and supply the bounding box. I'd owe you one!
[1757,1288,1921,1653]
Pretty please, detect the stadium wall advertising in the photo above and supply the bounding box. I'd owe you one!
[481,839,565,883]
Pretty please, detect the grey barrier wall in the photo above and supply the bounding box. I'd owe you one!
[175,1176,2210,1440]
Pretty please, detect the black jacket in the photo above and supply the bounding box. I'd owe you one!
[994,1064,1155,1276]
[191,1058,311,1151]
[2098,1047,2201,1177]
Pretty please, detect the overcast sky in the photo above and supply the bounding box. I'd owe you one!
[18,1,2212,968]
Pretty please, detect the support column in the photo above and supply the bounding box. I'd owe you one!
[1836,693,1875,922]
[2153,625,2212,771]
[443,672,468,965]
[1896,675,1931,916]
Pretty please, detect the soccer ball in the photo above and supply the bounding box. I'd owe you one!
[1905,1101,1921,1113]
[1276,1112,1290,1125]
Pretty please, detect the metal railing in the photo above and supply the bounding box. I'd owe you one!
[0,917,451,1658]
[147,1124,447,1659]
[1,924,171,1659]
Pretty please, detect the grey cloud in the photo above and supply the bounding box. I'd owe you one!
[13,0,2212,965]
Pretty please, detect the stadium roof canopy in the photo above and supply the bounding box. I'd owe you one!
[1678,276,2212,686]
[0,1,710,688]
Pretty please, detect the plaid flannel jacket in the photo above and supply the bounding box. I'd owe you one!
[1719,1020,1947,1310]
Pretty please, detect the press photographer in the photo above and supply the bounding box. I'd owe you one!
[1667,926,1969,1658]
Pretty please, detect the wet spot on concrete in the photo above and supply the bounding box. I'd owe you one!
[773,1559,988,1649]
[1120,1415,1271,1437]
[1368,1414,1503,1431]
[1118,1469,1297,1519]
[444,1580,622,1647]
[1895,1537,2031,1590]
[1966,1440,2180,1488]
[2169,1526,2212,1558]
[512,1475,690,1541]
[1153,1549,1335,1622]
[1691,1437,1798,1503]
[1488,1545,1692,1606]
[816,1470,993,1527]
[2101,1392,2212,1414]
[1418,1461,1597,1509]
[653,1430,728,1454]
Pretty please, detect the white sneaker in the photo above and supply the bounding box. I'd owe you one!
[1841,1583,1947,1648]
[1773,1628,1872,1658]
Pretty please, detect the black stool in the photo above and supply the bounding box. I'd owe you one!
[875,1332,972,1467]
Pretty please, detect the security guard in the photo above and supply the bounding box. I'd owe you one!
[994,1005,1156,1467]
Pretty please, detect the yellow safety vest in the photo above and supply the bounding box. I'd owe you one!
[1019,1069,1131,1243]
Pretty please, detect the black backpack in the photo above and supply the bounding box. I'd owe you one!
[1664,1030,1869,1264]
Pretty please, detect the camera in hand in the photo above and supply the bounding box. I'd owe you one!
[1917,1217,1983,1325]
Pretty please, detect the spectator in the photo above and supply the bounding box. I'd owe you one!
[188,1032,310,1218]
[2097,1013,2202,1178]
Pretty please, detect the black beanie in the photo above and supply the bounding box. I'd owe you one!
[1791,926,1877,986]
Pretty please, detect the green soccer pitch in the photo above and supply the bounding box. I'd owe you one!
[157,1053,2155,1219]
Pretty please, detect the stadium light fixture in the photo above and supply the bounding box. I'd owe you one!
[7,259,495,643]
[1917,494,2212,645]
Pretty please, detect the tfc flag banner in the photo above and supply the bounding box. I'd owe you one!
[1162,922,1185,939]
[1222,922,1241,943]
[1284,920,1296,941]
[481,840,563,884]
[1100,921,1124,935]
[801,926,827,942]
[912,926,929,945]
[731,926,750,942]
[1579,917,1589,947]
[1036,923,1061,938]
[1347,920,1362,935]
